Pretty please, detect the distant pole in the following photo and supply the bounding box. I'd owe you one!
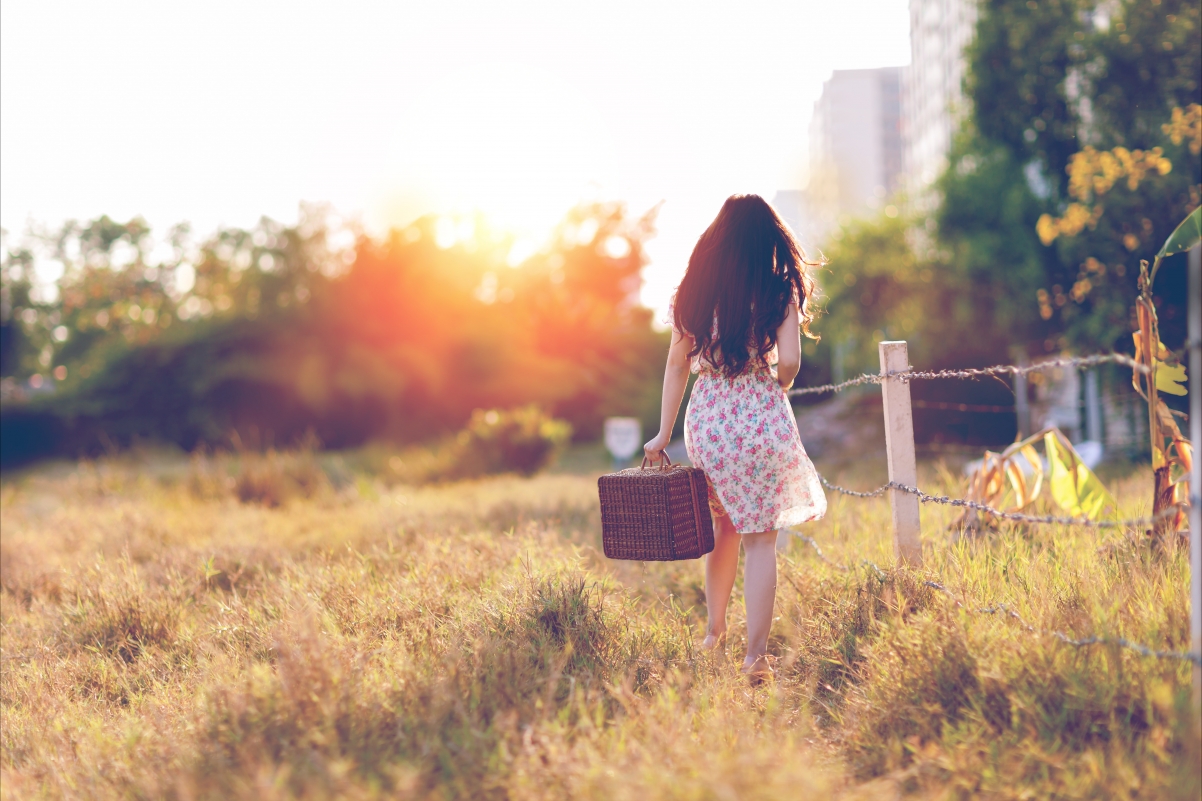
[833,339,847,386]
[1012,347,1030,439]
[879,341,922,566]
[1188,243,1201,716]
[1084,368,1103,451]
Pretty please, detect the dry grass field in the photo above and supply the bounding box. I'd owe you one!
[1,447,1198,799]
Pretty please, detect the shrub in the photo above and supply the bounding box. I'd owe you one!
[186,450,233,500]
[233,449,328,507]
[449,406,571,478]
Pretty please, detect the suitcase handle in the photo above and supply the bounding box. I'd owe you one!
[641,451,673,470]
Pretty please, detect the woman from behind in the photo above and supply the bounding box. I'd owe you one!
[644,194,826,681]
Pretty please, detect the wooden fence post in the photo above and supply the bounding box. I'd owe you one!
[879,341,922,566]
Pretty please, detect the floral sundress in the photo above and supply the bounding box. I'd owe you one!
[669,297,826,534]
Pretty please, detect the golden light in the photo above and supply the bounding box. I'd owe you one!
[374,66,614,252]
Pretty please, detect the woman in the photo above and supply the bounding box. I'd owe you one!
[643,194,826,680]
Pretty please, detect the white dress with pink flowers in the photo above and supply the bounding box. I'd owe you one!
[669,300,826,534]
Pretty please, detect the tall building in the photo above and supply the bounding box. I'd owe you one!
[804,67,903,241]
[770,190,812,250]
[904,0,978,200]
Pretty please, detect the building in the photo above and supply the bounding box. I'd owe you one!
[770,190,811,249]
[795,0,976,240]
[903,0,978,201]
[803,67,903,241]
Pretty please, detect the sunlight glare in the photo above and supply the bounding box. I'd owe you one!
[506,237,540,267]
[3,0,915,324]
[574,219,599,247]
[474,271,498,304]
[602,235,631,260]
[374,65,613,252]
[435,217,457,249]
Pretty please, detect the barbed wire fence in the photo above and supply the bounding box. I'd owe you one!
[779,348,1199,668]
[787,352,1148,398]
[923,580,1202,666]
[816,474,1185,529]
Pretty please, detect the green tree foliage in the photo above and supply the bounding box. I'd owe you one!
[0,245,33,376]
[959,0,1200,351]
[821,159,1051,375]
[0,209,330,383]
[936,135,1054,348]
[817,0,1199,372]
[971,0,1198,180]
[1,203,664,464]
[818,215,932,368]
[815,2,1198,445]
[818,209,1029,445]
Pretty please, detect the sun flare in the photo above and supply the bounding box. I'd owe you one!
[372,66,615,248]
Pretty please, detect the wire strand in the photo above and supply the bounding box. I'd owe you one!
[789,352,1147,397]
[816,474,1181,529]
[780,539,1201,666]
[922,580,1201,666]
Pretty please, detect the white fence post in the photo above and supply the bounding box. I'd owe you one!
[1187,243,1200,716]
[879,341,922,566]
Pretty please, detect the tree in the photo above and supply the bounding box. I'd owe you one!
[1,202,665,464]
[960,0,1201,352]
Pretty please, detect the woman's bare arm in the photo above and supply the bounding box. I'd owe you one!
[644,330,692,457]
[775,303,801,389]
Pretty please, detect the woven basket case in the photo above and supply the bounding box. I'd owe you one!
[597,456,715,561]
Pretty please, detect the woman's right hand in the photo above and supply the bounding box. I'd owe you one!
[644,431,671,461]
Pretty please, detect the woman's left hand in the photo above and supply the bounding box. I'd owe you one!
[644,431,671,460]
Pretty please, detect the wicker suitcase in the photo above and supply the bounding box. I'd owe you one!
[597,453,715,561]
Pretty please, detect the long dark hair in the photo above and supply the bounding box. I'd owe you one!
[673,194,819,376]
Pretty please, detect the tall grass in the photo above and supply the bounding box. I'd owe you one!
[0,451,1197,799]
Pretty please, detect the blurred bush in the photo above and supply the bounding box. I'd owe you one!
[187,446,328,506]
[177,406,570,503]
[449,406,572,479]
[186,451,233,501]
[233,449,328,507]
[1,203,664,467]
[352,406,572,484]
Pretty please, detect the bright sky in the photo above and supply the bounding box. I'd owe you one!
[0,0,910,317]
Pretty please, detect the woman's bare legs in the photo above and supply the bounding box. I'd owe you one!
[703,518,779,675]
[702,513,740,649]
[740,530,778,676]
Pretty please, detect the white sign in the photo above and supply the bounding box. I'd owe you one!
[603,417,642,461]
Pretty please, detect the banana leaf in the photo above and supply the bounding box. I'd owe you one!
[1044,431,1115,519]
[1155,360,1188,396]
[1156,206,1201,258]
